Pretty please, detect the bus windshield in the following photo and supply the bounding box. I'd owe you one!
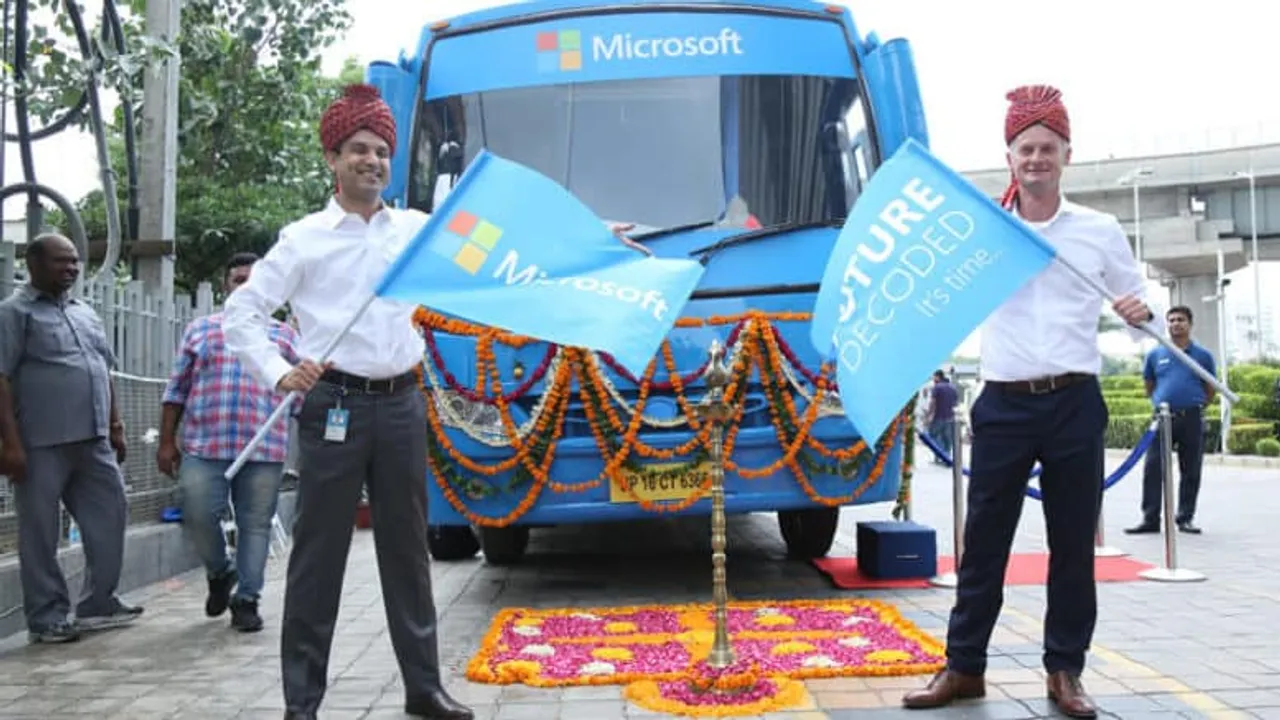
[408,73,864,234]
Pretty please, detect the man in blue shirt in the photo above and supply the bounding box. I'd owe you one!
[1126,306,1216,535]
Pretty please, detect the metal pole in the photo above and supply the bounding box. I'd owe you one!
[930,410,966,588]
[1094,495,1127,557]
[1216,244,1232,455]
[223,292,380,480]
[697,341,735,668]
[1249,172,1262,360]
[1140,403,1206,583]
[1052,254,1238,404]
[1133,182,1142,264]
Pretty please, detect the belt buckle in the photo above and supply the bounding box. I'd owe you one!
[1027,375,1057,395]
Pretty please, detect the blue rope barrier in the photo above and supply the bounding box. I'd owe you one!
[916,421,1158,500]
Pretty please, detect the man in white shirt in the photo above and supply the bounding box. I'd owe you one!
[902,85,1160,719]
[223,84,474,720]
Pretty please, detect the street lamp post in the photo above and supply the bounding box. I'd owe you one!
[1231,169,1261,360]
[1119,167,1155,264]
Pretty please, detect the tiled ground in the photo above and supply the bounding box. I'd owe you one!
[0,446,1276,720]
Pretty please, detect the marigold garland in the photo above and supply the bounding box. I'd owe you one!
[412,308,911,527]
[466,598,945,716]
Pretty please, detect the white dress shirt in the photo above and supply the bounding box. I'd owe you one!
[979,197,1164,382]
[223,198,431,389]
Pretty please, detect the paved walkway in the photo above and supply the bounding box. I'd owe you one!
[1,447,1278,720]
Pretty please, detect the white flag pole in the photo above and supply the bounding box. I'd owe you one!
[223,294,380,481]
[1052,255,1238,404]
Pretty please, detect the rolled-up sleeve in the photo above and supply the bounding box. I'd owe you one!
[223,228,304,389]
[0,300,25,377]
[1102,218,1165,342]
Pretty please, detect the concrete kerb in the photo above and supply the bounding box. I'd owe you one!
[0,522,200,642]
[1104,448,1280,469]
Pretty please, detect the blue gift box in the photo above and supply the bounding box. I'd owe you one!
[856,521,937,579]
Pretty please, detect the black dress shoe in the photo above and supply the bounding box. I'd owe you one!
[1124,522,1159,534]
[405,688,474,719]
[1177,521,1202,534]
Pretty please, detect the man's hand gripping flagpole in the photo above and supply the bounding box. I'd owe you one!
[1054,256,1238,405]
[223,295,378,481]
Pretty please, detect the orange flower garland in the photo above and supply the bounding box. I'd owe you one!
[412,308,910,527]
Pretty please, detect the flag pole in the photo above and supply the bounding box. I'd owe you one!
[222,293,380,481]
[1052,256,1238,404]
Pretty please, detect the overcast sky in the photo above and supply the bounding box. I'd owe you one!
[5,0,1272,356]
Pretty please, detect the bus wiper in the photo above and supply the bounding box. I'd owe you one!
[688,219,843,266]
[630,219,719,242]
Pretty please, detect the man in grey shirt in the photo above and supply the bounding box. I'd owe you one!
[0,233,143,643]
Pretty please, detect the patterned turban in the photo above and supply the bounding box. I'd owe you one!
[320,83,397,155]
[999,84,1071,209]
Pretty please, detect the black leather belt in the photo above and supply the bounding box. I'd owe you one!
[320,368,416,394]
[987,372,1094,395]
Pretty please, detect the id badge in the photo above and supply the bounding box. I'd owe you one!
[324,408,350,443]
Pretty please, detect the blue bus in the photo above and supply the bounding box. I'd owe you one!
[366,0,930,565]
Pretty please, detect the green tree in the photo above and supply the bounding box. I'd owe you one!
[11,0,357,294]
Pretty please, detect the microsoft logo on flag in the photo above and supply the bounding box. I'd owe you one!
[435,210,503,275]
[536,29,582,73]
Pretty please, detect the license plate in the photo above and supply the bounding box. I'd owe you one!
[608,462,711,503]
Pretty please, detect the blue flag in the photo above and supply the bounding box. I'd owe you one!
[810,139,1057,441]
[375,150,705,375]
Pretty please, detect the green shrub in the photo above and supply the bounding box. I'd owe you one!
[1106,397,1155,417]
[1256,438,1280,457]
[1228,363,1280,396]
[1228,423,1275,455]
[1101,375,1143,391]
[1106,414,1153,449]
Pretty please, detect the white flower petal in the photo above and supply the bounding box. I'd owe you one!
[513,625,543,637]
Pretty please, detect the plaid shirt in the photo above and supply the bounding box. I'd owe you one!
[162,312,300,463]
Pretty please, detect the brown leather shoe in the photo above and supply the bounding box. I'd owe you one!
[1046,671,1097,718]
[901,669,985,709]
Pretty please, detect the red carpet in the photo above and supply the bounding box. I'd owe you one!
[811,553,1155,590]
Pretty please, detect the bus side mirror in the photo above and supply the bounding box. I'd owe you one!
[366,60,417,205]
[861,38,930,161]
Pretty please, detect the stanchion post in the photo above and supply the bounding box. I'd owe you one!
[697,341,736,668]
[1093,495,1127,558]
[930,410,966,588]
[1139,402,1206,583]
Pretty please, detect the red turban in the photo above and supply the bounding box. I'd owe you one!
[999,84,1071,209]
[320,83,397,155]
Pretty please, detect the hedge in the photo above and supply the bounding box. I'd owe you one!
[1100,363,1280,454]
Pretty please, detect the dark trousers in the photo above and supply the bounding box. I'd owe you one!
[945,378,1107,677]
[281,379,440,713]
[1140,407,1204,526]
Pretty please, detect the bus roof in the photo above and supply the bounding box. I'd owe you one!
[434,0,850,34]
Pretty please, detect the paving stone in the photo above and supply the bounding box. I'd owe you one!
[0,452,1279,718]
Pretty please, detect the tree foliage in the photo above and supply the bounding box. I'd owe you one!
[8,0,360,293]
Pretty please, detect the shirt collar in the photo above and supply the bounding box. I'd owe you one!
[323,196,394,229]
[1013,193,1077,228]
[19,282,76,304]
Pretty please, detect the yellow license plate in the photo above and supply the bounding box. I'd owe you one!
[609,462,712,503]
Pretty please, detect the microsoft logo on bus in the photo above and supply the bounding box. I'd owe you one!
[536,27,746,73]
[536,29,582,73]
[435,210,504,275]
